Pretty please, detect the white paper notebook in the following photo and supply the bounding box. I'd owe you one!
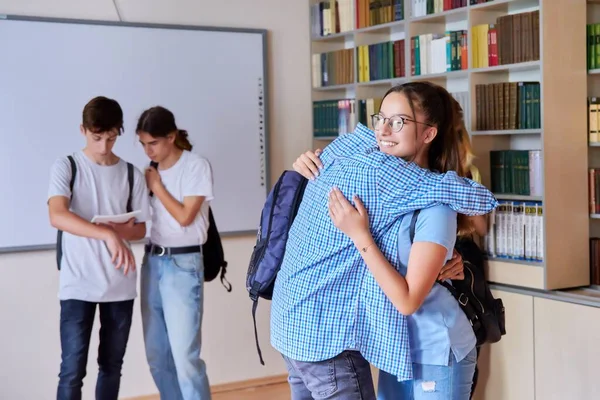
[91,210,141,224]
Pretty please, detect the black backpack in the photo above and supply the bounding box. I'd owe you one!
[149,161,231,292]
[409,209,506,346]
[56,155,134,270]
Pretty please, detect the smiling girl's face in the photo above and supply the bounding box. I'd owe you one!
[374,91,437,164]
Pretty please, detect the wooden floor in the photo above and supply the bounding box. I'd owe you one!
[127,378,291,400]
[213,381,290,400]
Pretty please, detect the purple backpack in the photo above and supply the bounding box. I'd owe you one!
[246,170,308,365]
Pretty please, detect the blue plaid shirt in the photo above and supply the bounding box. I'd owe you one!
[270,123,498,381]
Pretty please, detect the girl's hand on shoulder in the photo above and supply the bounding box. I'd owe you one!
[293,149,323,180]
[328,187,370,241]
[145,166,162,193]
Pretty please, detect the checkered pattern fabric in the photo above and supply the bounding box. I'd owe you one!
[270,123,497,381]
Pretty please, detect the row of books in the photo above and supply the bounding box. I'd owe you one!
[411,31,468,75]
[310,0,354,38]
[590,238,600,285]
[312,41,540,87]
[313,99,357,138]
[310,0,404,36]
[313,97,399,137]
[311,49,354,88]
[588,97,600,144]
[475,82,541,131]
[588,169,600,215]
[313,91,467,137]
[483,201,544,262]
[358,40,406,82]
[490,150,543,197]
[356,0,404,29]
[411,0,467,18]
[587,24,600,71]
[472,10,539,68]
[320,0,493,31]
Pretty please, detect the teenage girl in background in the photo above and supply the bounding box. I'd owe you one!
[137,106,214,400]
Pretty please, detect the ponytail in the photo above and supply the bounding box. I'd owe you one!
[175,129,193,151]
[428,84,464,178]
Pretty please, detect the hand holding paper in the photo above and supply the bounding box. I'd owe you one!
[93,209,145,244]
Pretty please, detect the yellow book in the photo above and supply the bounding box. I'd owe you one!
[361,45,366,82]
[479,24,489,68]
[472,26,478,68]
[364,45,370,82]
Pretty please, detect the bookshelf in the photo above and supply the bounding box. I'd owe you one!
[588,1,600,288]
[310,0,589,291]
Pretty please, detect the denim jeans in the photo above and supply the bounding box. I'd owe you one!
[57,299,134,400]
[282,350,376,400]
[377,347,478,400]
[141,252,211,400]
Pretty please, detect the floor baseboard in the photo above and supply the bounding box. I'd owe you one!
[122,374,288,400]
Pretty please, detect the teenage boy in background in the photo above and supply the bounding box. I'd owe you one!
[48,96,151,400]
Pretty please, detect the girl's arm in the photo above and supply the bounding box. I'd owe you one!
[146,166,205,227]
[107,218,146,241]
[329,188,450,315]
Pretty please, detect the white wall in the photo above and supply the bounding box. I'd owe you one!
[0,1,311,399]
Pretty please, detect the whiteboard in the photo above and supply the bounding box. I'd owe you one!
[0,16,268,251]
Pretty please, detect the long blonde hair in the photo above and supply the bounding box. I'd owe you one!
[450,96,479,236]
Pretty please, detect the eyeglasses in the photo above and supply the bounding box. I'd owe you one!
[370,114,433,133]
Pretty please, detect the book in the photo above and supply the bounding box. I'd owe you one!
[91,210,142,224]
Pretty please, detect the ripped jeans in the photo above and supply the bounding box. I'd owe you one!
[377,347,477,400]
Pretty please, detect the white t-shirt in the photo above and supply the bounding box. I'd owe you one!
[48,151,151,302]
[150,150,214,247]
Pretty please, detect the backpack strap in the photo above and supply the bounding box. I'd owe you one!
[221,266,232,292]
[408,209,420,244]
[126,162,134,213]
[251,299,265,365]
[56,155,77,270]
[207,208,232,292]
[67,155,77,199]
[148,161,158,197]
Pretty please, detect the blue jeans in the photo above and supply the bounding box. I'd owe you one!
[282,350,376,400]
[57,299,134,400]
[141,252,211,400]
[377,347,478,400]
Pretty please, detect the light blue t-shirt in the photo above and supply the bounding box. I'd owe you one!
[397,205,477,366]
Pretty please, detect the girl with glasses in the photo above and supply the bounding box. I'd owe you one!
[292,81,484,399]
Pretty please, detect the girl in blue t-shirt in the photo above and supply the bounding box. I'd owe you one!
[294,82,481,399]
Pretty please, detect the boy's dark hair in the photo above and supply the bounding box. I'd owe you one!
[82,96,124,134]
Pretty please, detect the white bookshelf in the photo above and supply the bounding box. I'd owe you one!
[310,0,589,291]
